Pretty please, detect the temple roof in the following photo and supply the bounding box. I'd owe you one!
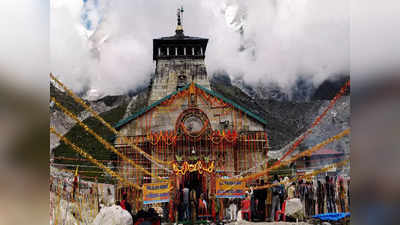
[114,83,267,130]
[156,35,207,41]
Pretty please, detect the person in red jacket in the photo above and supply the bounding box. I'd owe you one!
[120,191,133,217]
[241,193,251,221]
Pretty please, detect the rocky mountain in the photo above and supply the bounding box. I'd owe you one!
[210,73,350,152]
[230,74,350,103]
[50,83,129,151]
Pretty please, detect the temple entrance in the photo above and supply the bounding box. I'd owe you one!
[177,171,212,222]
[184,171,204,200]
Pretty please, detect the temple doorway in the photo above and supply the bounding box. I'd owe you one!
[182,171,206,203]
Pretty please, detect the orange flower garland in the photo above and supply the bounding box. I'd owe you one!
[172,161,215,175]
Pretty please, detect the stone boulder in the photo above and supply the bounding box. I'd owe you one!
[92,205,132,225]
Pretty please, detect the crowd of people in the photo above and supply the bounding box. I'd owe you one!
[238,174,350,222]
[167,174,350,223]
[172,183,212,223]
[108,174,350,223]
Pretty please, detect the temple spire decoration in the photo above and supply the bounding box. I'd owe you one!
[176,6,184,36]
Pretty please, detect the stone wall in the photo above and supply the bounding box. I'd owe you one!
[149,58,210,104]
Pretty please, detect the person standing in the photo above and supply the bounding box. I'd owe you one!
[198,193,206,216]
[338,178,346,212]
[308,181,315,216]
[182,186,190,221]
[331,177,337,213]
[270,175,281,222]
[317,180,325,214]
[257,180,267,221]
[241,193,251,221]
[175,185,181,222]
[121,192,133,218]
[190,187,197,222]
[298,180,307,217]
[177,185,183,221]
[325,176,336,213]
[279,177,286,209]
[347,179,350,209]
[310,181,316,216]
[266,185,272,220]
[305,182,311,217]
[228,199,238,221]
[250,186,256,221]
[312,180,317,216]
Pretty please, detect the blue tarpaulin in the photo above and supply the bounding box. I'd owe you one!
[312,212,350,221]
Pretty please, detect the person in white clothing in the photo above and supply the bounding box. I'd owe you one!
[228,199,238,221]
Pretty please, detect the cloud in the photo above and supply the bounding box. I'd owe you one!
[206,0,349,89]
[50,0,350,96]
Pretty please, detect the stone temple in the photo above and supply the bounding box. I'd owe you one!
[113,7,269,211]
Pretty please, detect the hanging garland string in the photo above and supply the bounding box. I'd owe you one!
[252,158,350,190]
[232,110,235,130]
[219,129,350,194]
[252,134,255,170]
[198,89,228,108]
[253,134,256,170]
[50,73,173,167]
[276,80,350,166]
[50,127,141,190]
[240,128,350,182]
[254,133,258,171]
[50,97,165,182]
[220,134,224,171]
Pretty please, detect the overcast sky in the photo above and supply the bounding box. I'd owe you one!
[1,0,399,98]
[48,0,350,96]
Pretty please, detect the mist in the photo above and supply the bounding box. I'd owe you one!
[50,0,349,97]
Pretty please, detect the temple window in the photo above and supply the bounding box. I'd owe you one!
[178,46,184,56]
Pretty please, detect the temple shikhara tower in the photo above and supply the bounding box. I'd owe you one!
[113,7,268,208]
[149,8,210,104]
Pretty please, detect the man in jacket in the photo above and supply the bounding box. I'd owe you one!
[270,175,281,222]
[317,180,325,214]
[257,180,267,221]
[325,176,336,213]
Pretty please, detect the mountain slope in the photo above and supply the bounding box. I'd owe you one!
[210,75,324,150]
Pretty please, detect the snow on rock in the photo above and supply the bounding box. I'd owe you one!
[50,92,129,156]
[84,89,105,101]
[92,205,132,225]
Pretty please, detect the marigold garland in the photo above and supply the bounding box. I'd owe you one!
[172,161,215,175]
[50,127,141,189]
[51,97,165,182]
[241,128,350,182]
[50,73,173,166]
[276,80,350,165]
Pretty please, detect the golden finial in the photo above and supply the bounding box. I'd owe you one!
[176,6,184,35]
